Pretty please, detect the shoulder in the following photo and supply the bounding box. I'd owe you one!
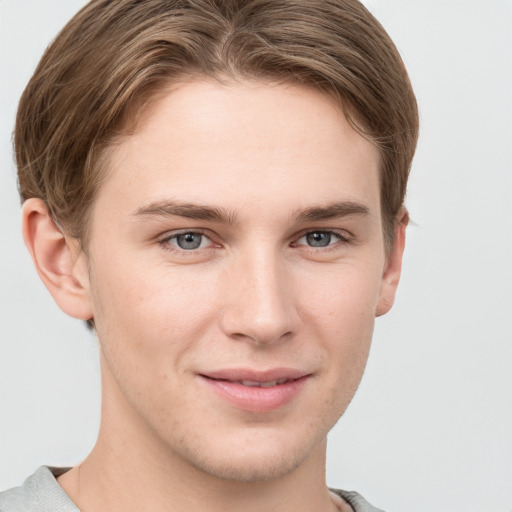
[0,467,77,512]
[331,488,387,512]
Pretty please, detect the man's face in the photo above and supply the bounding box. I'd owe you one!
[82,80,400,481]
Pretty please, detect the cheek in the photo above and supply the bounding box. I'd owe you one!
[88,261,223,426]
[298,260,383,326]
[89,257,220,370]
[298,262,381,390]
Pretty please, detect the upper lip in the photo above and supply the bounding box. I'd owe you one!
[200,368,310,383]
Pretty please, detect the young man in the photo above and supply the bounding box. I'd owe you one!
[1,1,418,511]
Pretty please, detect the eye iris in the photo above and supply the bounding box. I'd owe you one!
[306,232,331,247]
[176,233,202,250]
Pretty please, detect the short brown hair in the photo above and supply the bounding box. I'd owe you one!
[15,0,418,248]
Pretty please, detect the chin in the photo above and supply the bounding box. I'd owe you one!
[170,425,327,484]
[187,447,307,483]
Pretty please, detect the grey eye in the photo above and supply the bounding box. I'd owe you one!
[305,232,332,247]
[175,232,204,250]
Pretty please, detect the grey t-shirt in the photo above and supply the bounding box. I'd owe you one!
[0,466,385,512]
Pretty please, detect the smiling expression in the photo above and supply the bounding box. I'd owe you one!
[80,79,403,482]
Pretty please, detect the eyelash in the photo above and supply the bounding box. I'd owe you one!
[158,229,352,254]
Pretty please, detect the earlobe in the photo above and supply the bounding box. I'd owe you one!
[22,198,93,321]
[375,209,408,317]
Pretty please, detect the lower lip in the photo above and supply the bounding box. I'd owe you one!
[200,376,309,413]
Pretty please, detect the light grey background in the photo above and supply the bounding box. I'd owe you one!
[1,1,511,511]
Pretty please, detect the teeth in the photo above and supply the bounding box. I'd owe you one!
[240,378,289,387]
[240,380,263,387]
[260,380,279,388]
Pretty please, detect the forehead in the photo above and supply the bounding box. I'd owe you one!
[94,80,381,224]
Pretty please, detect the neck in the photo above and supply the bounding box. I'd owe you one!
[60,436,342,512]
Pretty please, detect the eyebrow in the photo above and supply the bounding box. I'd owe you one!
[132,201,238,224]
[293,201,370,222]
[132,199,370,224]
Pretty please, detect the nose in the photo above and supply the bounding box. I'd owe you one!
[219,247,298,345]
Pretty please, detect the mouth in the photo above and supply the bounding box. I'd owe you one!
[198,369,310,412]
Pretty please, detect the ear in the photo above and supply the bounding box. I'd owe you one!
[22,198,93,321]
[375,209,408,317]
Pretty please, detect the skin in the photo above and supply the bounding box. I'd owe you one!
[23,80,406,512]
